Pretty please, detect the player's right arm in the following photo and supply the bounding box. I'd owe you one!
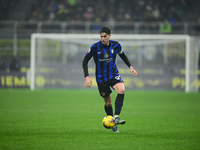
[82,46,95,88]
[85,76,92,88]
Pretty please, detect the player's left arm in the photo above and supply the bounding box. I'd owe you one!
[118,52,137,77]
[129,66,137,77]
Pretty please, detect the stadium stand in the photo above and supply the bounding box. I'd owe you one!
[1,0,198,35]
[0,0,199,91]
[0,0,16,20]
[1,0,199,24]
[21,0,189,22]
[0,0,199,41]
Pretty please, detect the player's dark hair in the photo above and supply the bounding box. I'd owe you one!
[100,27,111,34]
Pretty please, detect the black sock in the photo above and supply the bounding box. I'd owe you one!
[104,105,113,116]
[115,94,124,116]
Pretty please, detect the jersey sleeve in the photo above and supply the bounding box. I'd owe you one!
[82,44,96,77]
[117,43,131,68]
[117,43,124,54]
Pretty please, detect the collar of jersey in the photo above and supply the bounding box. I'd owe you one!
[100,40,111,48]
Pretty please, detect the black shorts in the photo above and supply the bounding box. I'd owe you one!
[97,75,124,98]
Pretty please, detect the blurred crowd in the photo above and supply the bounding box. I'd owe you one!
[23,0,187,24]
[0,0,16,20]
[0,54,21,72]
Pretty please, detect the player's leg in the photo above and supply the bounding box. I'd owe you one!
[103,94,120,132]
[104,94,119,132]
[103,95,113,116]
[97,82,113,116]
[111,76,126,125]
[98,81,119,132]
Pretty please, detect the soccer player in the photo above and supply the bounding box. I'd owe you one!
[82,27,137,132]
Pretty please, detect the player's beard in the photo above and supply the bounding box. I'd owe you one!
[102,40,109,46]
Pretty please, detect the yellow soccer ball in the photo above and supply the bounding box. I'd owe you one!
[102,115,116,129]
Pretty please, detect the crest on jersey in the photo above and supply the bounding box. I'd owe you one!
[111,49,114,54]
[104,52,109,58]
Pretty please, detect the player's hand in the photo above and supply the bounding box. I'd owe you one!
[130,66,137,77]
[85,76,92,88]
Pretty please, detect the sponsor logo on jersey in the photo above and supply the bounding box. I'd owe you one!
[99,58,113,63]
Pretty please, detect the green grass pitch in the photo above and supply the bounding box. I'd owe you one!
[0,89,200,150]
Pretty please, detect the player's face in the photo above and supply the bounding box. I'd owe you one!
[100,33,111,46]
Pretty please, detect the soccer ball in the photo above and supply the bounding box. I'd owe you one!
[102,115,116,129]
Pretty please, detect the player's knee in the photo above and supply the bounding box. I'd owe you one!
[105,99,112,106]
[117,88,125,94]
[104,97,112,106]
[105,103,112,107]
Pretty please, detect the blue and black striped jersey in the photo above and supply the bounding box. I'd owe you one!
[84,40,125,84]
